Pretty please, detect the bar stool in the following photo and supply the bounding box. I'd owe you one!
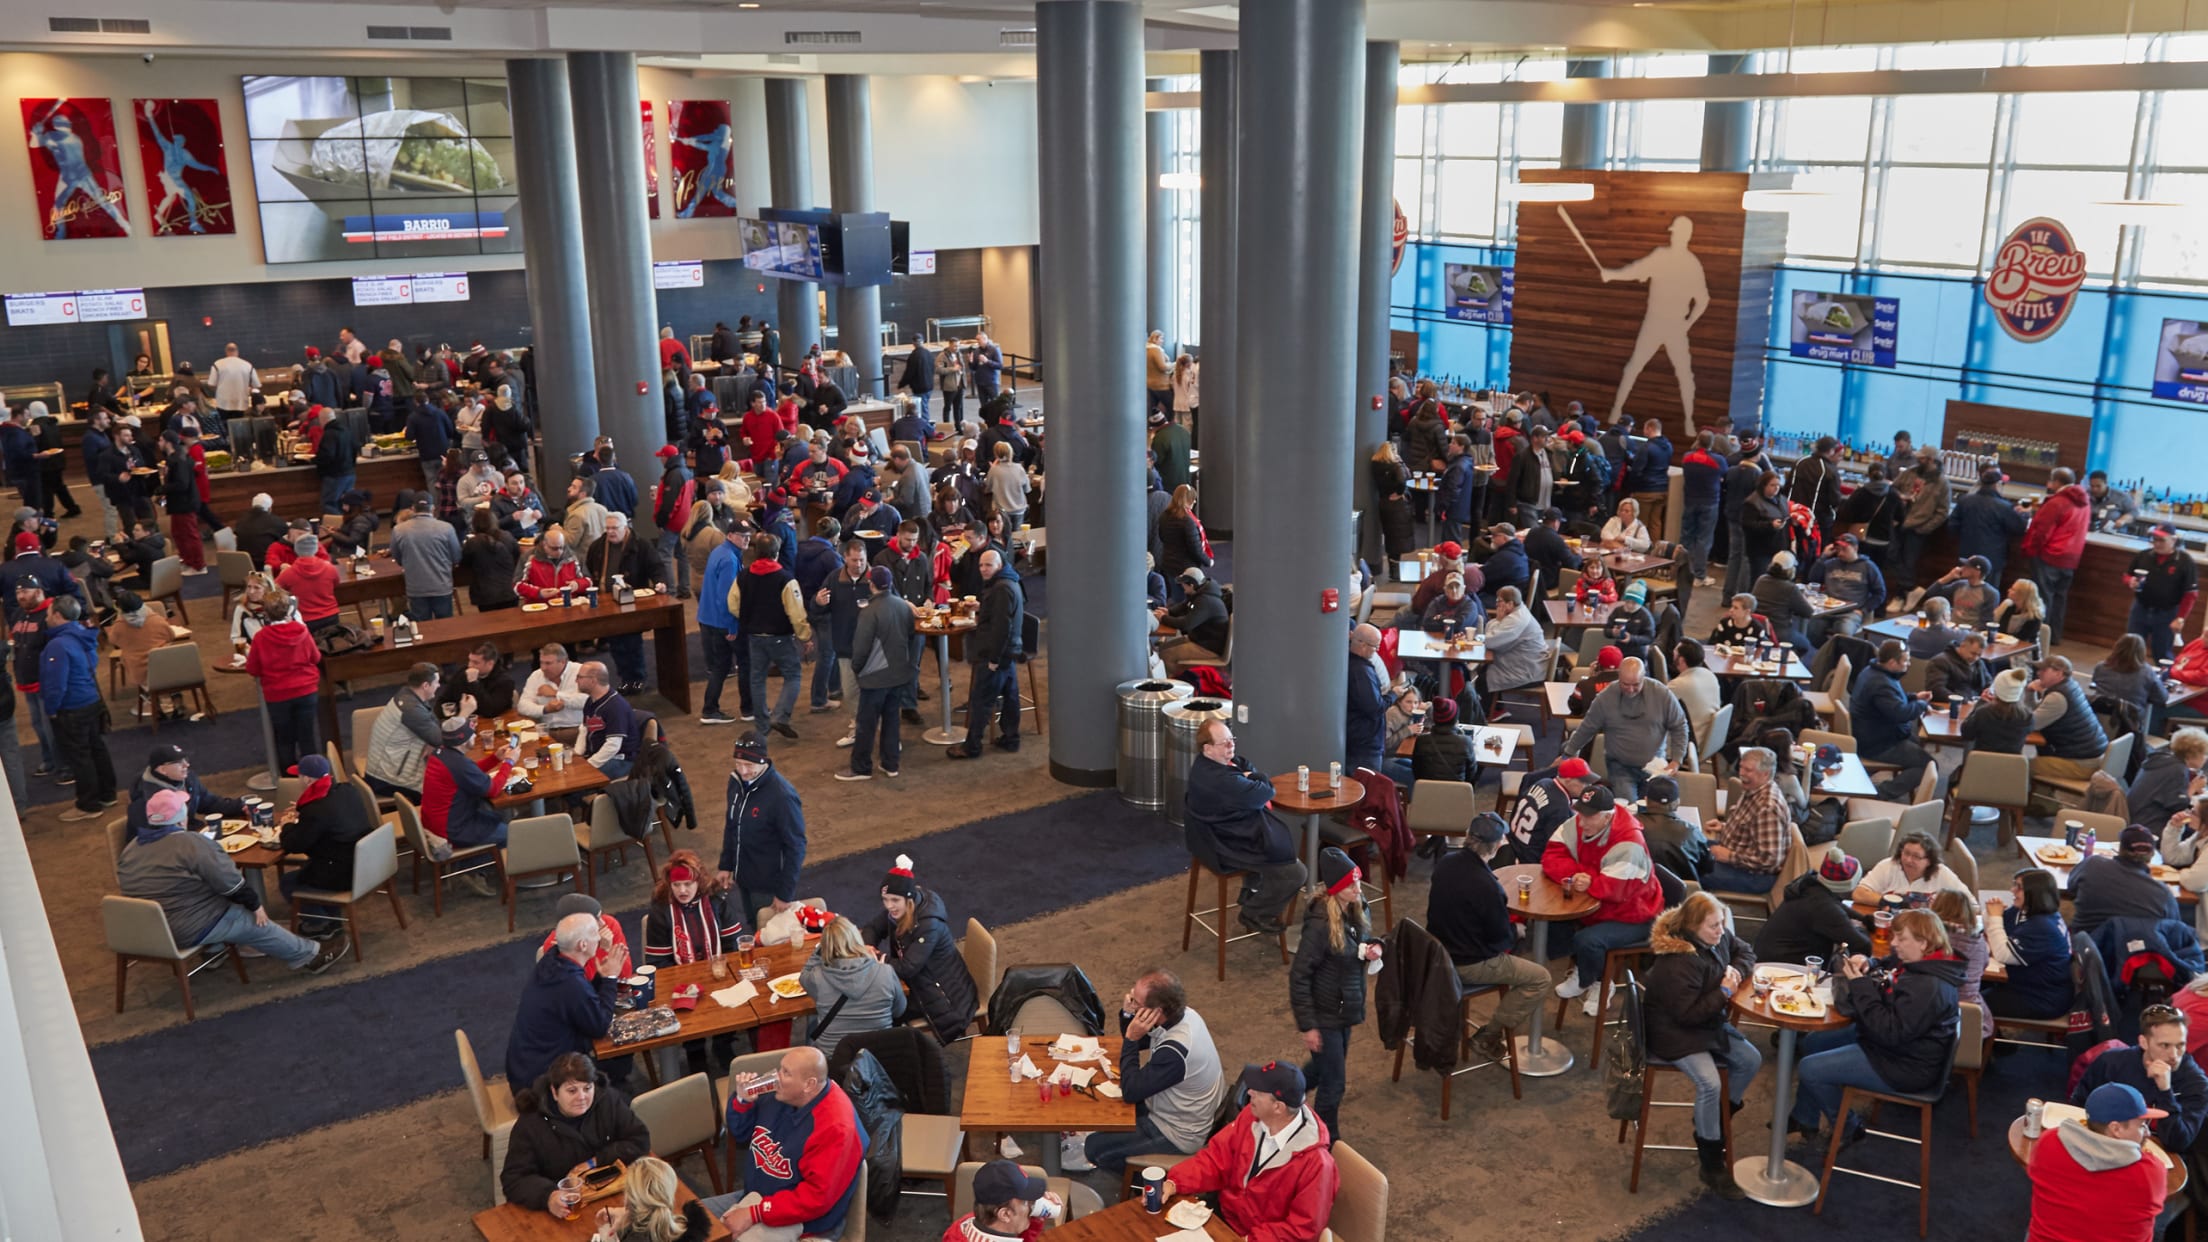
[1812,1056,1956,1237]
[1181,850,1288,982]
[1623,1060,1732,1192]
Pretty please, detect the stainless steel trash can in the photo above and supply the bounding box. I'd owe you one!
[1117,679,1195,810]
[1161,696,1236,827]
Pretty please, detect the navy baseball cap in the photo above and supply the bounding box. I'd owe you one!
[970,1160,1048,1205]
[1240,1061,1307,1108]
[2086,1081,2168,1124]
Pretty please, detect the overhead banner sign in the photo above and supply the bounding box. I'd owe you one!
[22,98,132,240]
[1788,290,1899,367]
[652,260,704,289]
[134,98,234,236]
[1443,263,1513,324]
[351,273,469,306]
[1985,216,2086,343]
[4,288,146,326]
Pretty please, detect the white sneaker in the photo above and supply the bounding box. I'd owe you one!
[1059,1133,1095,1172]
[1553,975,1588,1000]
[835,732,856,749]
[1581,990,1602,1018]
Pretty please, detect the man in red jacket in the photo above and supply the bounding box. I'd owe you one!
[709,1046,866,1241]
[1543,784,1664,1017]
[1163,1063,1338,1242]
[2028,1081,2168,1242]
[2020,466,2092,647]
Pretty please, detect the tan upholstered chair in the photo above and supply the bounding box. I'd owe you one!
[1327,1141,1390,1242]
[633,1072,725,1193]
[454,1027,515,1160]
[216,549,254,615]
[1946,752,2031,851]
[144,643,217,729]
[104,894,249,1021]
[578,794,657,897]
[147,555,188,623]
[1403,780,1477,852]
[2032,733,2135,808]
[398,794,504,917]
[500,814,582,932]
[286,821,407,963]
[960,919,997,1033]
[1834,818,1895,866]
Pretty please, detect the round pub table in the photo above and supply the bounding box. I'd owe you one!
[1269,773,1364,885]
[211,659,282,792]
[2006,1113,2188,1196]
[1494,862,1598,1076]
[1728,969,1855,1207]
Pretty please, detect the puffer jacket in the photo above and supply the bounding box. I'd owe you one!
[2022,483,2093,570]
[1289,900,1376,1033]
[1641,905,1756,1063]
[1834,953,1966,1094]
[860,887,976,1043]
[498,1070,651,1211]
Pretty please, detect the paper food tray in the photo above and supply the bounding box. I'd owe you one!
[608,1007,681,1044]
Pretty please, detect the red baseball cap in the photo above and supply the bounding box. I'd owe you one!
[1556,757,1593,780]
[1435,540,1464,559]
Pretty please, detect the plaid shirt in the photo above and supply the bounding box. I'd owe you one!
[1718,778,1789,873]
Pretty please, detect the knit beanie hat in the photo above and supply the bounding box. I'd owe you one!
[1993,668,2028,703]
[1317,846,1361,897]
[1816,847,1861,895]
[1623,579,1649,604]
[1431,698,1459,727]
[883,853,920,899]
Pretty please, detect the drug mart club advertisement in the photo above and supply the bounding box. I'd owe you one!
[1788,290,1900,367]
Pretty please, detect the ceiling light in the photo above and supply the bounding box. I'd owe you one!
[1159,172,1201,190]
[1502,181,1593,203]
[1742,188,1833,212]
[737,3,760,8]
[2094,198,2187,223]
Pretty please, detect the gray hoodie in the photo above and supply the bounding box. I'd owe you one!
[1564,679,1690,770]
[2048,1116,2150,1172]
[799,951,907,1060]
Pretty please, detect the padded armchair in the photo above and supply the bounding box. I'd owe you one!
[633,1072,726,1193]
[144,643,218,728]
[147,555,188,623]
[105,893,249,1021]
[1328,1141,1390,1242]
[1403,780,1478,851]
[397,794,504,917]
[286,821,407,963]
[578,793,657,897]
[1946,752,2032,851]
[960,919,997,1033]
[500,814,582,932]
[455,1027,515,1160]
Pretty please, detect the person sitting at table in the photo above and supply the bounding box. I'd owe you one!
[1982,868,2076,1021]
[1476,586,1546,708]
[705,1046,867,1242]
[1787,908,1964,1147]
[1643,890,1760,1200]
[1924,631,1995,704]
[108,588,188,720]
[2028,655,2112,792]
[1752,551,1817,657]
[575,661,641,779]
[1931,889,1992,1039]
[1708,592,1773,649]
[2072,1004,2208,1160]
[1850,832,1974,905]
[1154,566,1229,677]
[1184,720,1307,933]
[263,519,330,574]
[798,913,904,1062]
[499,1051,652,1216]
[1666,639,1720,744]
[2069,825,2181,933]
[2095,634,2170,735]
[1426,812,1555,1060]
[328,488,379,558]
[274,533,341,634]
[233,492,287,569]
[1803,532,1884,643]
[422,703,516,864]
[1755,846,1873,966]
[125,741,246,840]
[2134,729,2208,834]
[227,570,274,652]
[1963,667,2035,755]
[2029,1081,2171,1242]
[1574,554,1620,607]
[361,663,441,798]
[1850,640,1933,800]
[1567,644,1624,717]
[1634,776,1711,884]
[861,854,978,1043]
[1407,540,1478,618]
[1997,576,2048,648]
[1545,784,1665,1017]
[1925,554,2002,630]
[1505,756,1593,865]
[590,1156,716,1242]
[1563,656,1689,800]
[1478,523,1531,606]
[118,788,349,974]
[516,643,589,739]
[1418,572,1480,634]
[1409,696,1478,786]
[1600,578,1655,664]
[1060,967,1227,1175]
[436,642,515,721]
[1703,744,1790,894]
[275,753,375,937]
[1159,1062,1340,1242]
[941,1160,1063,1242]
[1904,595,1970,661]
[506,912,628,1091]
[1601,497,1653,553]
[516,528,584,604]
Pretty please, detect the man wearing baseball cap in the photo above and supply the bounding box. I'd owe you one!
[944,1161,1062,1242]
[2069,825,2181,934]
[1506,756,1594,865]
[1951,465,2026,583]
[117,787,349,974]
[1154,566,1228,677]
[1160,1062,1339,1242]
[718,737,808,927]
[1409,540,1480,618]
[1546,784,1664,1017]
[1926,553,2000,629]
[2127,524,2200,663]
[2071,1003,2208,1159]
[1804,532,1886,643]
[2029,1081,2170,1242]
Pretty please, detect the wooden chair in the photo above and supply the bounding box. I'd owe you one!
[1327,1142,1389,1242]
[454,1028,515,1160]
[396,794,504,917]
[1952,1004,1985,1139]
[286,822,408,963]
[577,794,657,896]
[1812,1053,1956,1237]
[144,643,218,730]
[632,1071,726,1193]
[1946,752,2031,850]
[104,894,248,1021]
[959,919,997,1033]
[500,813,583,932]
[1182,850,1289,982]
[147,555,188,623]
[216,549,254,615]
[2031,733,2135,809]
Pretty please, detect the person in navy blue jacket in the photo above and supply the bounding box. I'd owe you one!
[792,521,846,713]
[1478,524,1532,607]
[575,662,641,780]
[1950,467,2029,583]
[2070,1005,2208,1159]
[1627,419,1675,534]
[1676,430,1727,584]
[1437,436,1479,550]
[404,397,453,494]
[504,911,625,1090]
[590,445,639,519]
[1849,640,1932,800]
[717,737,807,928]
[708,1047,867,1240]
[1347,624,1399,775]
[0,406,43,514]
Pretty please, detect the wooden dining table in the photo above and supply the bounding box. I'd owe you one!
[1044,1197,1242,1242]
[589,936,819,1077]
[960,1035,1136,1169]
[2007,1113,2189,1197]
[473,1182,729,1241]
[1494,862,1597,1076]
[1729,967,1855,1208]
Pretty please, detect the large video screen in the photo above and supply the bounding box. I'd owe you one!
[1787,289,1899,367]
[2154,318,2208,406]
[1443,263,1513,324]
[241,75,519,264]
[741,217,824,281]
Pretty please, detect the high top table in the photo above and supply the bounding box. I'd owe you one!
[1269,773,1364,882]
[1729,966,1854,1207]
[1493,862,1597,1076]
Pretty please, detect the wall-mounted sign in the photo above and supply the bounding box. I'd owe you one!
[134,99,234,236]
[653,260,704,289]
[1788,290,1899,367]
[1444,263,1513,325]
[2154,318,2208,406]
[1985,216,2086,343]
[4,288,146,326]
[667,100,739,218]
[351,273,468,306]
[21,98,132,240]
[908,250,936,276]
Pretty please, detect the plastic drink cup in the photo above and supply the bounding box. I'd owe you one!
[557,1175,584,1220]
[1517,875,1534,904]
[1142,1167,1166,1213]
[741,1071,779,1100]
[737,934,756,969]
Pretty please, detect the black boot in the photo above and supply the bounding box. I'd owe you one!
[1697,1136,1745,1200]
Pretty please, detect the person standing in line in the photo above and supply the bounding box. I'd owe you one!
[1627,418,1673,539]
[1675,430,1726,587]
[697,523,752,726]
[206,342,258,441]
[2020,467,2092,648]
[389,496,463,620]
[1144,330,1174,419]
[1291,847,1381,1146]
[1887,449,1952,605]
[838,566,919,781]
[43,595,115,821]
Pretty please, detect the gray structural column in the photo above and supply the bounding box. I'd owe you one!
[505,58,598,477]
[1145,78,1175,347]
[764,78,822,360]
[1354,40,1398,565]
[1037,0,1148,785]
[1561,56,1613,171]
[825,75,884,397]
[1701,52,1757,172]
[566,52,660,461]
[1234,0,1365,775]
[1197,50,1238,538]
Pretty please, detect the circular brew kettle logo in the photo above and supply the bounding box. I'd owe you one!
[1391,199,1408,276]
[1984,216,2087,342]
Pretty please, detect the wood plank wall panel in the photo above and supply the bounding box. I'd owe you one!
[1508,169,1775,440]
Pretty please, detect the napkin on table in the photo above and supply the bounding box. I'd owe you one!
[1166,1201,1212,1230]
[1017,1054,1043,1080]
[710,981,759,1009]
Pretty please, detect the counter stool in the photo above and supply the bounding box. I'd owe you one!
[1553,943,1649,1070]
[1813,1078,1950,1237]
[1181,854,1289,982]
[1624,1060,1731,1192]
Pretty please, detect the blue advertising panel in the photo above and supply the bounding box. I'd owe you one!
[1788,290,1899,367]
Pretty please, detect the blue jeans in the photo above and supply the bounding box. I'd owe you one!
[851,684,902,774]
[608,634,646,687]
[915,390,932,423]
[319,472,355,514]
[1305,1026,1350,1144]
[1723,522,1754,599]
[1556,917,1652,987]
[1680,503,1719,580]
[1789,1029,1897,1132]
[960,662,1019,751]
[407,594,455,620]
[2132,601,2182,663]
[809,621,838,707]
[749,633,803,728]
[594,754,635,781]
[1085,1110,1181,1174]
[658,530,690,596]
[1655,1027,1762,1141]
[192,903,321,968]
[1703,860,1777,894]
[25,695,56,771]
[1605,759,1651,802]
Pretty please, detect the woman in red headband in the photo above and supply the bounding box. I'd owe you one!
[645,851,742,1075]
[1289,846,1383,1146]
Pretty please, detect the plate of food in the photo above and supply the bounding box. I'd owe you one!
[219,835,257,854]
[2154,864,2182,883]
[505,720,535,735]
[2035,843,2082,866]
[1755,965,1810,989]
[1769,989,1827,1019]
[767,974,807,1001]
[522,603,549,613]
